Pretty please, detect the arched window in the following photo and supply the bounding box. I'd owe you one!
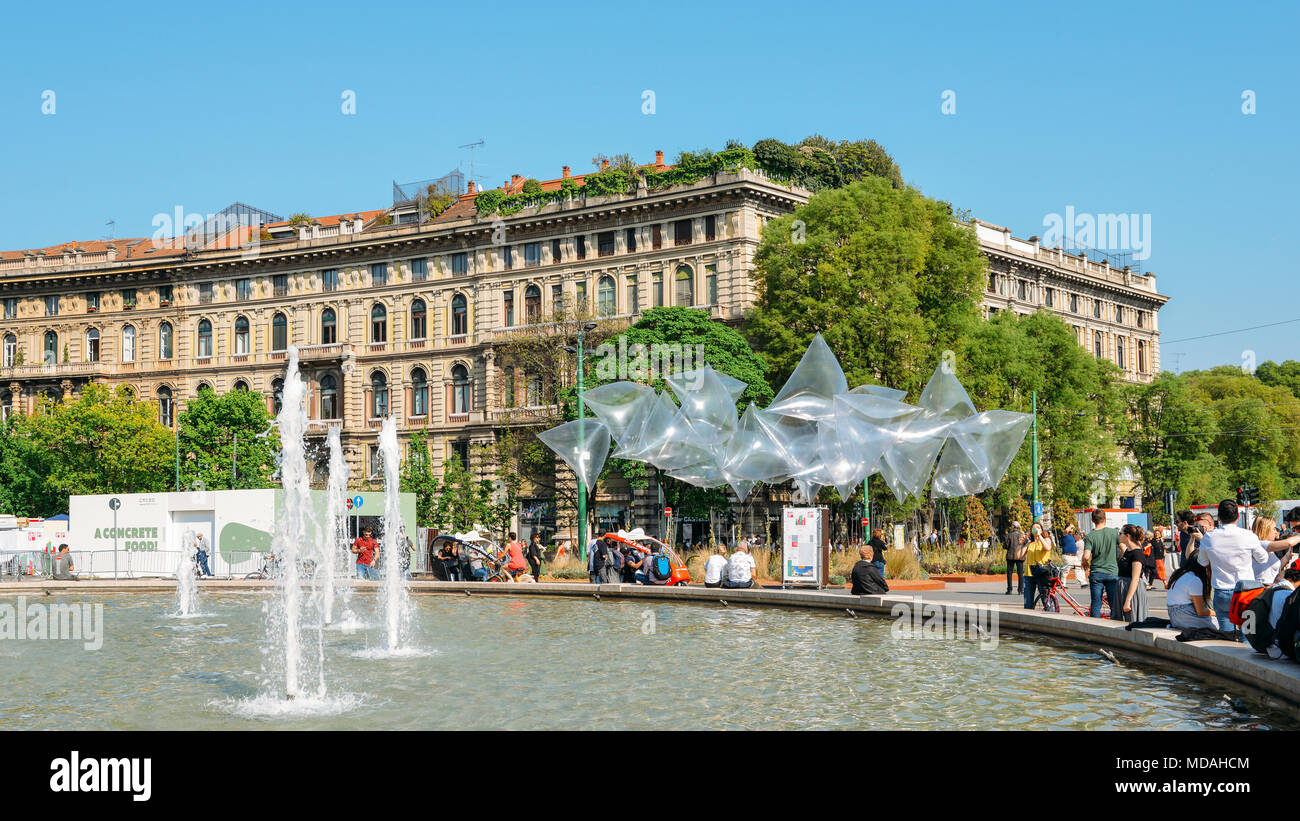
[370,371,389,418]
[527,372,542,407]
[524,285,541,323]
[1137,340,1147,374]
[43,330,57,365]
[3,334,16,368]
[452,364,470,414]
[233,380,249,392]
[159,322,173,360]
[234,315,250,355]
[502,366,515,408]
[272,312,288,351]
[158,386,173,428]
[321,308,337,344]
[122,326,136,363]
[674,265,694,306]
[371,304,387,343]
[1,391,11,421]
[597,275,616,317]
[411,299,427,339]
[272,377,285,415]
[319,374,338,419]
[411,367,428,415]
[1116,337,1125,370]
[197,320,212,358]
[451,293,468,336]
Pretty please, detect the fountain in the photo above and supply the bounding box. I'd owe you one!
[174,529,199,617]
[266,346,324,700]
[378,416,411,652]
[322,426,351,626]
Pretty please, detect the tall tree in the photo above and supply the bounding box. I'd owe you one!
[958,310,1123,510]
[178,387,278,490]
[745,176,986,397]
[19,384,174,511]
[400,430,439,527]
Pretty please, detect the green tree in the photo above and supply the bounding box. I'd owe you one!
[960,495,991,543]
[958,311,1122,510]
[745,176,986,397]
[429,453,491,534]
[1008,495,1032,528]
[19,384,173,511]
[401,430,439,526]
[178,387,277,490]
[1255,359,1300,400]
[1118,372,1223,512]
[0,417,60,516]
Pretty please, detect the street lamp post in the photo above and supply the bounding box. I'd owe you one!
[564,321,598,564]
[1031,390,1040,524]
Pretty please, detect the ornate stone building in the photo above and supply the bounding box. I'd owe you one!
[0,151,1167,534]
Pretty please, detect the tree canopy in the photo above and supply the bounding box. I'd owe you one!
[178,387,278,490]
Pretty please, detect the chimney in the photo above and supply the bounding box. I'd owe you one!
[468,181,477,194]
[511,174,523,191]
[562,166,571,179]
[601,159,610,171]
[655,149,664,166]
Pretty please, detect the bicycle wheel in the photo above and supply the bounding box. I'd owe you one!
[1041,587,1059,613]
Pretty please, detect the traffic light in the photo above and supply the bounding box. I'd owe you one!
[1236,486,1259,506]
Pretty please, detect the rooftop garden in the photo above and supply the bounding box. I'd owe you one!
[473,136,903,217]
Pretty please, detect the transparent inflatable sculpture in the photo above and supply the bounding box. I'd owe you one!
[538,334,1030,504]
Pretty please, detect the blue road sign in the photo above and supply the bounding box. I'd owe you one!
[353,495,364,509]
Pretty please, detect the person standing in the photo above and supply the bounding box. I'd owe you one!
[1060,524,1085,587]
[1116,524,1151,623]
[1082,509,1121,619]
[1197,499,1268,635]
[1249,516,1300,585]
[1145,525,1166,589]
[194,532,214,578]
[351,526,380,580]
[867,528,888,579]
[850,545,889,595]
[703,544,728,588]
[526,533,544,582]
[1004,521,1026,596]
[1022,523,1053,609]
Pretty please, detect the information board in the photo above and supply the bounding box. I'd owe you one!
[782,506,829,588]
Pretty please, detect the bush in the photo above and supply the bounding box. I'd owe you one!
[829,574,846,586]
[521,178,543,195]
[549,567,588,580]
[884,548,923,580]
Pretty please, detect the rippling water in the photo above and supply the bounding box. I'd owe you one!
[0,592,1293,730]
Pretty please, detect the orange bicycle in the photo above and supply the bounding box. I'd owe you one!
[1033,562,1110,617]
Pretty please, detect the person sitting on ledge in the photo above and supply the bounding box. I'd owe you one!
[704,544,728,588]
[721,541,757,589]
[51,544,78,581]
[850,545,889,595]
[1164,549,1218,631]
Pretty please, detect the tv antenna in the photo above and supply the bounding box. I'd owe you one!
[458,139,485,191]
[104,220,115,240]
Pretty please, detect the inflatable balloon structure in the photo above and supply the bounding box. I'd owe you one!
[538,333,1030,503]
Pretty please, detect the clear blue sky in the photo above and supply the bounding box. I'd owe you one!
[2,0,1295,372]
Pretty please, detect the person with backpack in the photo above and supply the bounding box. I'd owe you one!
[588,538,620,584]
[1165,549,1218,631]
[1197,499,1268,634]
[1242,557,1300,659]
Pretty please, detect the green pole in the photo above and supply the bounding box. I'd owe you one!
[862,475,870,537]
[576,328,588,564]
[1031,390,1040,524]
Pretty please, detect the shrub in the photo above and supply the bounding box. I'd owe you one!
[829,574,846,586]
[884,548,923,580]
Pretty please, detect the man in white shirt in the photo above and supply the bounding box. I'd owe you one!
[704,545,729,588]
[722,542,757,589]
[1197,499,1267,634]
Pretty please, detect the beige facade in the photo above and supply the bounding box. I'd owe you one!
[0,164,1168,521]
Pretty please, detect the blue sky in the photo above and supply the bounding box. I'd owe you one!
[2,0,1295,372]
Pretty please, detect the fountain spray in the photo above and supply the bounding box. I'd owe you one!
[323,426,351,625]
[378,416,410,651]
[175,529,198,617]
